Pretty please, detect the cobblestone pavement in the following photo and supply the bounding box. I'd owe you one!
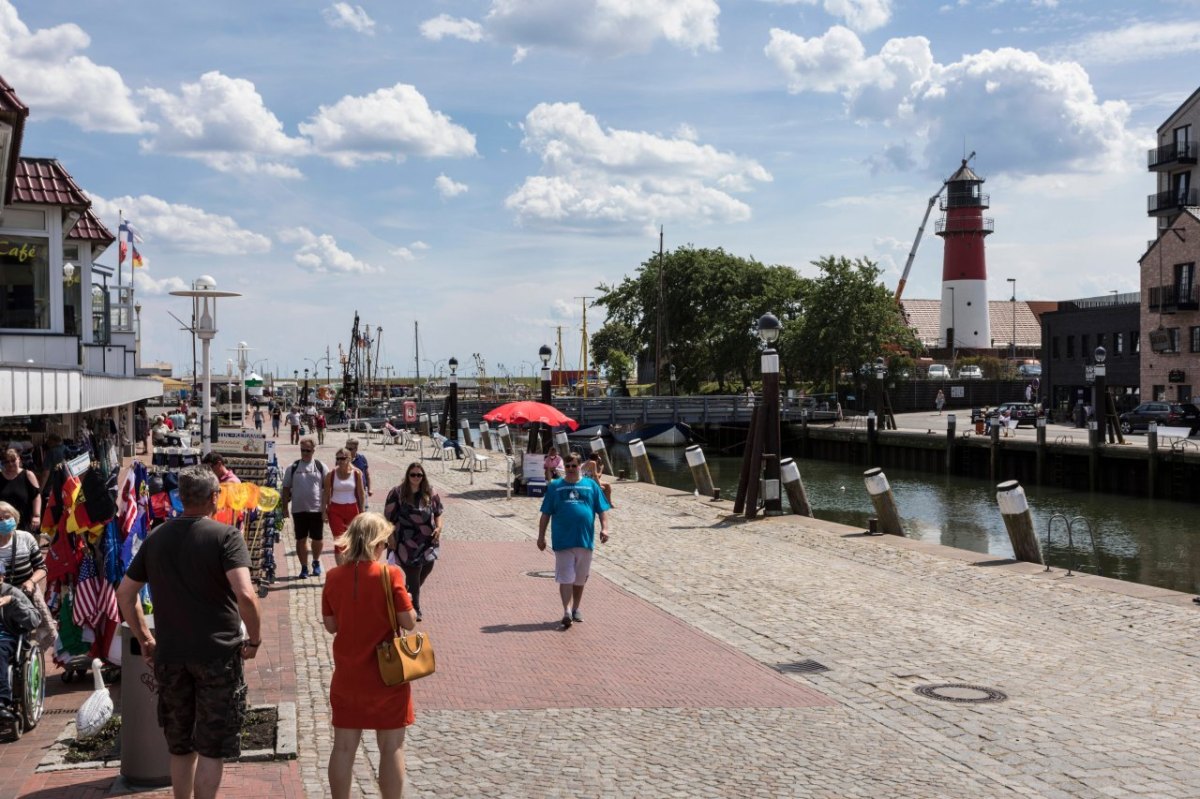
[282,434,1200,798]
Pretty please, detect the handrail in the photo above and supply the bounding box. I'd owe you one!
[1043,513,1101,577]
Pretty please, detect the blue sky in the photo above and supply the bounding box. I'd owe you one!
[5,0,1199,381]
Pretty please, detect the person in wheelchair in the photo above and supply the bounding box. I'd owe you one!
[0,581,39,723]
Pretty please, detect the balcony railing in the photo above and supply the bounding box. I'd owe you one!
[1148,283,1200,311]
[1148,187,1200,215]
[1148,141,1198,170]
[941,191,989,210]
[935,217,995,234]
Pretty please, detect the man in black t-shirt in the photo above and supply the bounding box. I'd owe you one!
[116,467,262,799]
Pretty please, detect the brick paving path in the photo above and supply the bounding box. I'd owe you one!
[14,431,1200,797]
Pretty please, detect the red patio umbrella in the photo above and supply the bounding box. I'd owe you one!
[483,400,579,431]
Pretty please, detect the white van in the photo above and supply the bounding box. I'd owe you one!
[927,364,951,380]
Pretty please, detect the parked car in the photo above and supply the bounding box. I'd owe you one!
[1118,402,1200,434]
[927,364,951,380]
[1017,361,1042,377]
[957,365,983,379]
[990,402,1040,428]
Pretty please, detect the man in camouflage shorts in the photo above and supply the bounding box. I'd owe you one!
[117,467,262,799]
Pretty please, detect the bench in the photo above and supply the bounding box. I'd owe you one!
[1155,425,1193,442]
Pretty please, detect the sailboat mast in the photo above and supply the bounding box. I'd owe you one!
[655,225,664,396]
[414,321,420,383]
[577,296,593,397]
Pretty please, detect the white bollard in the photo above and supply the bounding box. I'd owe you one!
[498,423,513,455]
[996,480,1042,564]
[629,438,655,484]
[862,467,903,535]
[685,445,715,498]
[459,418,474,447]
[780,458,813,517]
[589,436,614,478]
[479,421,491,450]
[553,429,570,454]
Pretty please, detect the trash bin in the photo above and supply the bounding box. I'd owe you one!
[120,617,171,787]
[975,419,985,435]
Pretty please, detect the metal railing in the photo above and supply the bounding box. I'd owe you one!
[935,216,995,234]
[1147,141,1197,169]
[941,191,989,210]
[1147,282,1200,311]
[1147,187,1200,214]
[1043,514,1100,577]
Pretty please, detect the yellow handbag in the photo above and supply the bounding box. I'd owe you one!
[375,565,436,686]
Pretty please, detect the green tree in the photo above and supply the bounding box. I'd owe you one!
[590,321,640,376]
[779,255,922,391]
[595,246,804,393]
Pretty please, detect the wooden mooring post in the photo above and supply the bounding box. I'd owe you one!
[862,467,903,535]
[685,445,716,499]
[945,413,956,473]
[781,457,814,517]
[629,438,656,485]
[996,480,1042,564]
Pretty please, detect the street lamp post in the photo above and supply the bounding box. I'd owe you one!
[226,359,234,423]
[759,313,783,515]
[1007,277,1017,361]
[539,344,552,453]
[237,342,249,427]
[447,357,459,439]
[170,277,241,455]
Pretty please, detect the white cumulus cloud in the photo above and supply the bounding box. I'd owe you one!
[505,102,771,227]
[299,84,477,167]
[92,195,272,256]
[323,3,376,35]
[765,26,1137,175]
[482,0,719,57]
[1057,21,1200,65]
[758,0,892,32]
[139,71,308,177]
[132,272,189,296]
[420,14,485,42]
[435,174,469,198]
[279,227,381,274]
[0,0,148,133]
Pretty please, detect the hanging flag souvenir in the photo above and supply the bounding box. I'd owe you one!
[73,553,118,630]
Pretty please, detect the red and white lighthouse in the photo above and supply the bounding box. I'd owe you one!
[937,158,993,350]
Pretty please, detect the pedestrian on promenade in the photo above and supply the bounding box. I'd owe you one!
[0,501,46,593]
[115,467,262,799]
[321,512,416,799]
[537,452,611,628]
[271,406,282,438]
[542,446,563,482]
[383,462,443,621]
[0,449,41,532]
[581,452,613,505]
[202,452,240,484]
[346,439,372,505]
[323,448,366,567]
[315,409,327,445]
[287,407,302,445]
[253,407,264,432]
[282,438,328,579]
[935,389,945,415]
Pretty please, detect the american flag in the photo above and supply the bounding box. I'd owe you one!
[73,554,118,630]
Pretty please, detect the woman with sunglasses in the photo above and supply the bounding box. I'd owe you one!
[383,463,443,621]
[322,448,367,566]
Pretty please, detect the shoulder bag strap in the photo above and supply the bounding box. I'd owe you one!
[380,563,398,635]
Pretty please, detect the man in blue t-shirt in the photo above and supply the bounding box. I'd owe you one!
[537,452,611,628]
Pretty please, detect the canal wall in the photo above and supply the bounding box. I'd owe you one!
[697,421,1200,503]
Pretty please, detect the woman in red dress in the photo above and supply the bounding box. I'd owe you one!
[321,512,417,799]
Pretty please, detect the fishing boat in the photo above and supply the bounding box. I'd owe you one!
[613,422,693,447]
[568,423,611,440]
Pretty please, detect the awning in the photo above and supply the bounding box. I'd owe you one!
[0,366,162,417]
[146,374,191,391]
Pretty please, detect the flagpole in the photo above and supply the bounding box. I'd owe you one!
[117,208,123,288]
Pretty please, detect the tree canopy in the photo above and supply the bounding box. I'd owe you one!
[594,246,803,392]
[592,248,920,393]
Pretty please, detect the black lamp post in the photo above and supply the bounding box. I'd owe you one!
[758,313,782,515]
[539,344,552,452]
[1092,346,1107,442]
[448,356,459,439]
[303,368,310,406]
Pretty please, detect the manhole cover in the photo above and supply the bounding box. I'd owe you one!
[914,683,1007,704]
[524,570,556,579]
[777,660,830,675]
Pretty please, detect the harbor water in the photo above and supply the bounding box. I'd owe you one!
[600,444,1200,595]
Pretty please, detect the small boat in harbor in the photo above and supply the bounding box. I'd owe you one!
[613,422,693,447]
[568,423,611,440]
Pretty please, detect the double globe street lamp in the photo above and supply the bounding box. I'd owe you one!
[170,277,241,455]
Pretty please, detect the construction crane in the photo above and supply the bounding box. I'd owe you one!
[893,151,974,304]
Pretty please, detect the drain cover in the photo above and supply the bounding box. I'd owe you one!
[525,570,556,579]
[776,659,830,674]
[914,683,1007,704]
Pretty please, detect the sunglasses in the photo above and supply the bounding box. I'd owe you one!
[335,456,348,461]
[407,473,425,478]
[300,448,314,453]
[565,464,581,469]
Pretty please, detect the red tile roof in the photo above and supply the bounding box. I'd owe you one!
[0,75,30,205]
[67,208,115,245]
[0,75,28,115]
[13,157,91,207]
[901,298,1042,349]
